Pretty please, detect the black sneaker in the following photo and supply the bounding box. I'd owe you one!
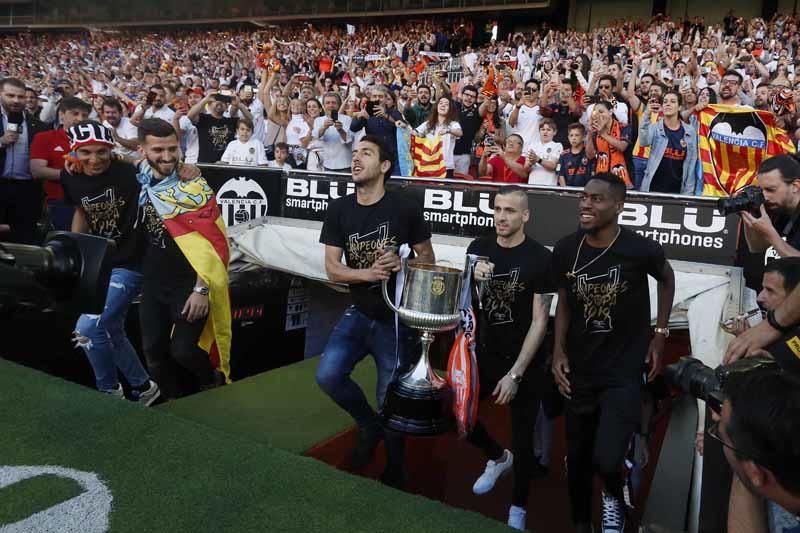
[379,467,406,490]
[350,425,383,470]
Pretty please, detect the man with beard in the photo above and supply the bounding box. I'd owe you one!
[61,120,160,405]
[720,71,745,107]
[465,186,553,530]
[402,84,433,129]
[453,85,486,176]
[101,97,139,160]
[0,77,49,244]
[237,84,265,144]
[136,118,231,398]
[316,135,434,487]
[740,155,800,272]
[626,57,667,188]
[551,173,675,533]
[188,90,252,164]
[131,84,175,124]
[753,84,771,111]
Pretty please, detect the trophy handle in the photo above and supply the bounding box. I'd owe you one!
[381,255,408,315]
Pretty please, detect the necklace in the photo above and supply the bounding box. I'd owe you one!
[566,228,622,281]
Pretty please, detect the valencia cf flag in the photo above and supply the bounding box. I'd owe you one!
[698,104,795,196]
[410,134,446,178]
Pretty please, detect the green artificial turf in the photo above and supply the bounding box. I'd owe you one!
[162,356,377,454]
[0,359,510,532]
[0,474,84,525]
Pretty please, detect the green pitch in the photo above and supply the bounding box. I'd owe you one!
[0,359,510,532]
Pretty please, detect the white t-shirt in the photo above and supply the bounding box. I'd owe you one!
[286,114,310,146]
[267,160,292,171]
[512,105,542,153]
[312,115,353,171]
[103,117,139,159]
[220,138,268,166]
[527,140,563,186]
[178,115,199,164]
[142,105,176,122]
[415,120,462,170]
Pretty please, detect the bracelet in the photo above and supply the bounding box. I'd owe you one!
[767,309,794,334]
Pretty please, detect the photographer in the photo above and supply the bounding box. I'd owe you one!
[188,90,251,164]
[130,85,175,125]
[740,155,800,264]
[715,368,800,528]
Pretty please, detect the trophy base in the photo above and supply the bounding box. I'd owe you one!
[381,379,452,436]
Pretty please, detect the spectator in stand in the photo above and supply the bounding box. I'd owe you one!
[268,141,292,171]
[586,101,632,188]
[29,96,91,231]
[638,90,699,195]
[539,76,582,148]
[313,92,353,173]
[350,85,403,175]
[131,84,175,124]
[238,83,266,144]
[187,90,251,164]
[0,77,48,244]
[410,96,463,178]
[453,84,484,177]
[173,87,202,164]
[526,118,562,186]
[719,70,745,106]
[557,123,593,187]
[25,87,42,119]
[101,97,139,161]
[509,79,542,152]
[220,117,268,166]
[403,85,433,129]
[479,133,530,183]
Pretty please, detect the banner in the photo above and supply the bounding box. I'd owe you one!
[698,104,795,196]
[410,134,446,178]
[200,166,740,266]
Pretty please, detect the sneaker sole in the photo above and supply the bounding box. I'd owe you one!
[139,389,161,407]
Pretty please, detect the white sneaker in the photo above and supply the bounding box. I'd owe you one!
[104,384,124,399]
[507,505,526,530]
[601,491,625,533]
[472,449,513,495]
[133,380,161,407]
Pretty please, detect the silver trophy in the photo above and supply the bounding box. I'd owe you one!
[381,258,464,435]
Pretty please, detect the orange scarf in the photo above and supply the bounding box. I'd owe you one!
[595,119,632,187]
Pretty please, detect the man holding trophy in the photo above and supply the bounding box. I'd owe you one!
[466,186,555,531]
[317,135,434,487]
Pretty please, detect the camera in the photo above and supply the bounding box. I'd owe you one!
[570,62,580,70]
[664,354,779,413]
[0,232,115,315]
[716,185,765,216]
[6,123,20,133]
[484,133,495,146]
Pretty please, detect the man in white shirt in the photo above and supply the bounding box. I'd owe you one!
[131,84,175,125]
[526,118,562,186]
[238,84,266,144]
[508,79,542,153]
[581,75,629,128]
[101,97,139,160]
[313,92,353,172]
[174,87,202,164]
[462,46,478,74]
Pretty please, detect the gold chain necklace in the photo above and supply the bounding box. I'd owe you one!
[566,228,622,280]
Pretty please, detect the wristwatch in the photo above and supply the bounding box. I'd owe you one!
[508,372,523,384]
[654,327,670,337]
[193,286,210,296]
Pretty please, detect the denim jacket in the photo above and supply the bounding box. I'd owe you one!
[638,112,699,195]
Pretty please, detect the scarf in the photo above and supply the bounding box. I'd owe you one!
[595,119,632,187]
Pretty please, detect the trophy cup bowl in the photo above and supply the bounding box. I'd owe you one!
[381,259,464,435]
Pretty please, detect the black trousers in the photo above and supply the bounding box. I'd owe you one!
[139,283,215,399]
[0,178,44,244]
[565,382,641,525]
[467,361,541,507]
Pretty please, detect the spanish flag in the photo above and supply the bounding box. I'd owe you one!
[698,104,795,196]
[411,134,446,178]
[138,164,232,382]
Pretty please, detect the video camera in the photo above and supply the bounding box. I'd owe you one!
[664,354,779,413]
[0,232,115,315]
[716,185,764,216]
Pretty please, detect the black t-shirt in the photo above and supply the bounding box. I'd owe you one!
[649,123,686,194]
[196,113,238,163]
[61,160,141,270]
[467,235,555,368]
[454,102,481,155]
[319,190,432,322]
[140,184,196,288]
[552,228,667,389]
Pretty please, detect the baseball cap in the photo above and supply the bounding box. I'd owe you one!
[187,87,205,96]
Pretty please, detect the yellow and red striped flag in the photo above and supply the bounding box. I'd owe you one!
[698,104,795,196]
[139,169,232,382]
[411,134,446,178]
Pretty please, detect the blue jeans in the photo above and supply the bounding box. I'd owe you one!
[632,156,648,190]
[316,306,417,428]
[74,267,150,392]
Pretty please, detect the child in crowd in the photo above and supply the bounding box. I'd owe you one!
[526,118,562,186]
[268,142,293,171]
[557,123,594,187]
[220,118,268,166]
